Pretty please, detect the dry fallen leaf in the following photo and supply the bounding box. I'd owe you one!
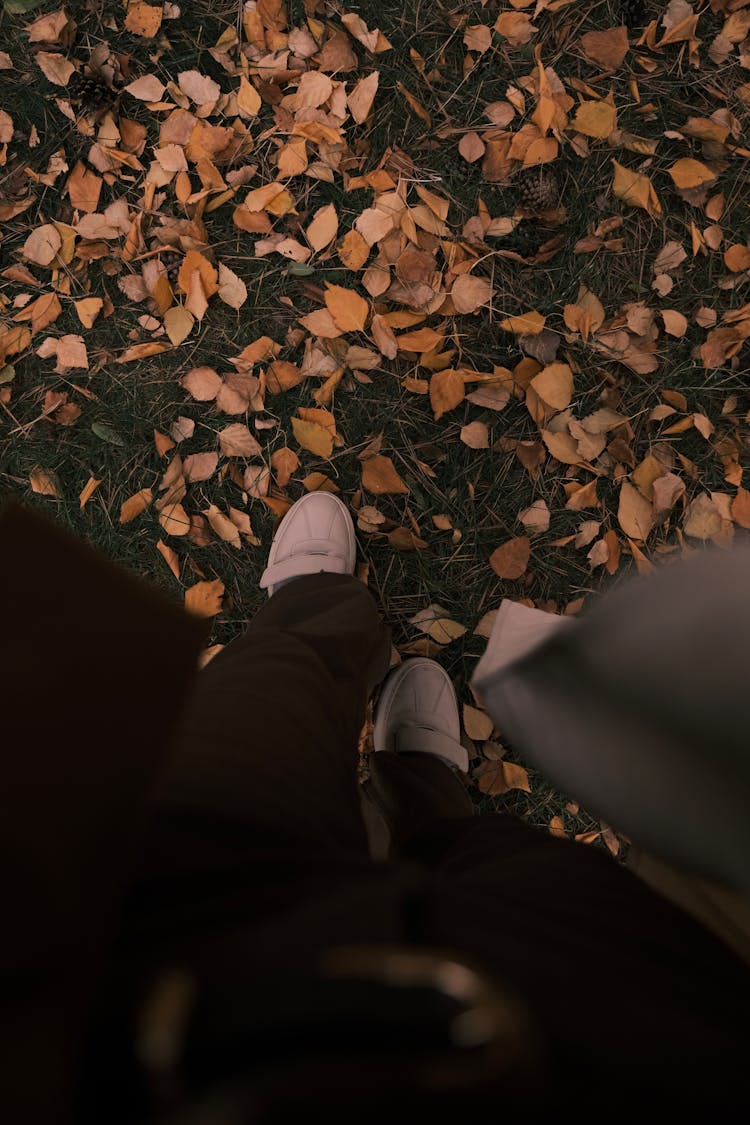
[324,284,369,332]
[580,26,629,70]
[120,487,153,524]
[617,481,654,541]
[477,759,531,796]
[430,368,465,420]
[361,454,409,495]
[451,274,493,314]
[683,493,722,540]
[460,421,489,449]
[611,160,662,219]
[292,416,334,459]
[219,423,263,458]
[463,704,494,742]
[489,536,531,579]
[185,579,225,618]
[29,466,61,497]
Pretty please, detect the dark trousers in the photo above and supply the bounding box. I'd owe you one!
[99,575,750,1118]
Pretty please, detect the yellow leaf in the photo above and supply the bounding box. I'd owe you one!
[530,362,573,411]
[572,100,617,139]
[617,481,654,541]
[291,416,334,458]
[324,283,369,331]
[427,618,468,644]
[120,488,153,524]
[164,305,195,345]
[498,310,546,335]
[668,158,717,190]
[185,579,225,618]
[477,759,531,796]
[429,368,465,420]
[74,297,103,329]
[611,159,662,219]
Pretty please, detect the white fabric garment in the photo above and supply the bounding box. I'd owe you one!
[471,546,750,892]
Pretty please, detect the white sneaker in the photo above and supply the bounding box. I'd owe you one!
[373,658,469,773]
[259,492,357,596]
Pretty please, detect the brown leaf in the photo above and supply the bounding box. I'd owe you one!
[271,446,300,487]
[201,506,240,552]
[731,487,750,529]
[451,274,493,314]
[489,536,531,579]
[683,493,722,540]
[668,158,717,190]
[361,454,409,495]
[66,162,102,213]
[159,502,191,537]
[185,579,225,618]
[347,71,379,124]
[23,224,62,266]
[724,244,750,273]
[477,759,531,796]
[617,481,654,540]
[580,26,629,70]
[29,466,61,497]
[460,421,489,449]
[124,74,166,101]
[530,362,573,412]
[427,618,468,644]
[184,452,219,482]
[463,704,494,741]
[611,160,662,219]
[429,368,465,420]
[498,310,546,336]
[494,11,537,46]
[266,360,303,394]
[156,539,181,580]
[219,423,263,458]
[306,203,339,252]
[120,487,153,524]
[181,366,222,401]
[35,51,74,85]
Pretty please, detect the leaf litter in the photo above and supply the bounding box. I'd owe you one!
[2,0,749,849]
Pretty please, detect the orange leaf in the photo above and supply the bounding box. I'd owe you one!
[494,11,537,45]
[324,283,369,332]
[120,488,153,524]
[79,476,101,509]
[124,1,163,38]
[116,342,170,363]
[611,159,662,219]
[429,368,465,420]
[530,362,573,411]
[668,158,717,190]
[617,481,654,540]
[306,203,339,252]
[185,579,225,618]
[29,466,61,497]
[271,447,300,487]
[498,310,546,336]
[361,455,409,495]
[159,502,191,537]
[724,244,750,273]
[66,162,102,213]
[291,417,334,458]
[477,759,531,796]
[396,327,444,353]
[338,229,371,270]
[205,503,242,548]
[489,536,531,579]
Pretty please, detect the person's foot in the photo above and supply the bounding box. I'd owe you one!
[373,658,469,773]
[259,492,357,596]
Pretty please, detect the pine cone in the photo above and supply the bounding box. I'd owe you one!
[68,71,114,112]
[159,250,182,285]
[517,167,559,213]
[501,222,545,260]
[620,0,647,29]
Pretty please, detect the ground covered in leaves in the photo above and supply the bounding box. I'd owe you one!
[1,0,749,852]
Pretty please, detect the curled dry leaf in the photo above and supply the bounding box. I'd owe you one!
[204,503,242,548]
[489,536,531,579]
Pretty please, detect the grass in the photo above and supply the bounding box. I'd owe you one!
[1,0,749,855]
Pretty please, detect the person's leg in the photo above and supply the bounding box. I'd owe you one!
[120,570,392,954]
